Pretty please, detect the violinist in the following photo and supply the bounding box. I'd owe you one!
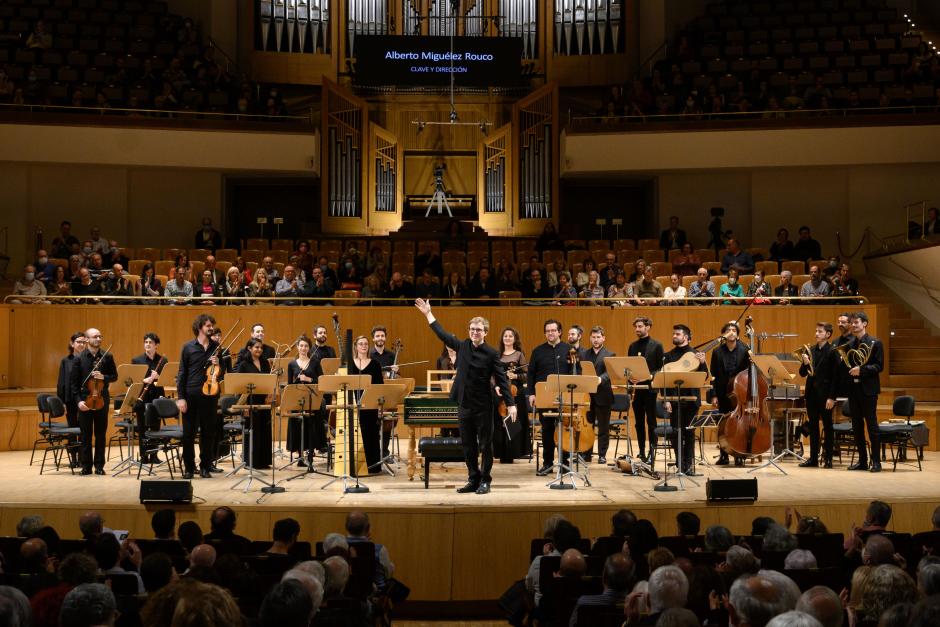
[580,326,615,464]
[494,327,528,464]
[208,326,232,466]
[235,323,275,370]
[709,322,750,467]
[176,314,220,479]
[131,333,166,464]
[69,328,117,475]
[662,325,708,476]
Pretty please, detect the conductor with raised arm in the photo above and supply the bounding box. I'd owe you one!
[414,298,517,494]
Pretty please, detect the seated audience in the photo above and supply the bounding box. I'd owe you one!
[220,266,245,304]
[522,269,552,303]
[526,517,579,606]
[576,259,597,289]
[247,271,274,304]
[770,228,795,262]
[29,552,98,627]
[94,533,145,594]
[546,260,567,288]
[259,579,316,627]
[536,222,566,252]
[151,509,177,540]
[688,267,716,304]
[662,273,686,304]
[552,272,578,306]
[165,268,194,304]
[265,518,300,567]
[59,583,116,627]
[414,269,441,300]
[275,265,305,306]
[103,265,134,302]
[205,506,252,552]
[627,564,689,625]
[140,553,178,594]
[578,270,606,306]
[831,263,859,300]
[307,265,336,301]
[10,265,49,304]
[793,226,822,261]
[727,571,800,627]
[720,269,745,304]
[34,250,56,286]
[800,265,832,300]
[387,271,416,301]
[345,511,395,593]
[141,580,242,627]
[775,270,799,303]
[139,264,163,299]
[660,216,688,251]
[795,586,843,627]
[673,243,701,276]
[634,266,664,303]
[721,238,755,274]
[747,269,772,299]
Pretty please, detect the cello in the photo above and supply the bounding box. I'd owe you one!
[717,316,772,459]
[552,348,595,455]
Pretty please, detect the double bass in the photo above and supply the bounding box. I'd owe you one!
[716,317,772,459]
[552,348,595,455]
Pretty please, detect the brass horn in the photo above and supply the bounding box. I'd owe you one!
[835,341,872,368]
[792,344,814,376]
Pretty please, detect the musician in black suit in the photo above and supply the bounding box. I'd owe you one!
[798,322,838,468]
[527,320,573,476]
[709,321,750,467]
[415,298,516,495]
[176,314,220,479]
[131,332,166,464]
[627,317,663,465]
[57,332,86,467]
[235,323,276,370]
[843,311,884,473]
[580,326,615,464]
[661,325,709,475]
[69,328,117,475]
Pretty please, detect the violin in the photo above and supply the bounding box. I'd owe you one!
[83,344,113,411]
[717,316,772,459]
[202,319,243,396]
[497,362,527,418]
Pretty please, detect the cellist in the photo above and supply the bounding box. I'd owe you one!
[661,325,709,476]
[69,328,117,475]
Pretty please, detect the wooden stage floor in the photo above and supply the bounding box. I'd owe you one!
[2,446,940,601]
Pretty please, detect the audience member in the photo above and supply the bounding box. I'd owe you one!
[526,518,580,606]
[140,553,178,594]
[800,265,832,299]
[676,512,700,537]
[727,571,799,627]
[59,583,116,627]
[660,216,688,251]
[536,222,566,252]
[628,564,689,625]
[194,217,222,252]
[775,270,799,303]
[51,220,80,259]
[607,271,634,306]
[662,273,686,305]
[770,228,795,262]
[795,586,843,627]
[94,533,145,594]
[831,263,859,300]
[673,243,701,276]
[720,268,745,304]
[345,511,395,592]
[721,238,755,274]
[793,226,822,261]
[552,271,578,305]
[205,506,251,550]
[784,549,818,570]
[29,552,98,627]
[579,270,606,305]
[388,271,417,301]
[140,580,241,627]
[10,265,49,304]
[177,520,204,553]
[165,268,194,304]
[635,266,664,303]
[259,579,315,627]
[247,270,274,303]
[414,269,441,300]
[747,269,772,299]
[275,265,305,306]
[688,267,716,304]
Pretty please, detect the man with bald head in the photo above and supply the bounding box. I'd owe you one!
[70,328,117,475]
[862,534,897,566]
[728,571,799,627]
[796,586,843,627]
[187,544,217,572]
[569,552,635,626]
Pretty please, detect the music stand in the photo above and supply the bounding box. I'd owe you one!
[158,362,180,397]
[363,384,408,476]
[319,357,341,376]
[113,365,148,396]
[279,384,328,480]
[318,374,372,494]
[223,373,278,493]
[749,354,802,475]
[543,374,598,490]
[268,357,291,462]
[111,383,150,477]
[605,356,653,470]
[652,370,709,491]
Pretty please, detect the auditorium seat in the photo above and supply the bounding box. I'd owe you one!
[781,260,807,275]
[242,249,264,264]
[755,260,778,276]
[137,247,159,262]
[215,248,238,263]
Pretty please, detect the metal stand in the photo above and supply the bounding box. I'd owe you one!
[748,358,800,475]
[223,373,279,494]
[689,409,722,467]
[111,384,152,478]
[425,168,453,217]
[543,375,598,490]
[319,375,371,494]
[652,370,709,492]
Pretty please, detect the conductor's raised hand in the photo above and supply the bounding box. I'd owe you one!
[414,298,432,315]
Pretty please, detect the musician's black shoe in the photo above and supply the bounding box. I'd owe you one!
[456,482,479,494]
[870,463,882,473]
[799,459,818,468]
[182,471,194,479]
[475,482,491,495]
[200,469,211,479]
[536,464,553,476]
[847,462,869,471]
[208,465,223,473]
[682,466,698,476]
[823,459,833,469]
[598,456,607,465]
[715,453,730,466]
[80,468,92,476]
[95,468,105,475]
[734,457,745,467]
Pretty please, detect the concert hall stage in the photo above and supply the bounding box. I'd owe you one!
[2,447,938,602]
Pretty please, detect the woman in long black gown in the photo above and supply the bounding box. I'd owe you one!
[494,327,529,462]
[286,335,324,466]
[348,335,384,473]
[236,338,273,469]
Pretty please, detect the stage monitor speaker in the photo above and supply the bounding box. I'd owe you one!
[706,478,758,503]
[139,480,193,504]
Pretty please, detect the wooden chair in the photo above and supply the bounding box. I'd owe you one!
[568,249,591,265]
[188,248,210,263]
[215,248,238,263]
[217,261,232,274]
[696,249,716,262]
[271,238,294,252]
[369,239,392,254]
[682,275,696,289]
[491,241,514,258]
[588,239,611,250]
[617,249,639,264]
[155,274,169,288]
[792,274,810,287]
[137,248,160,262]
[190,261,205,277]
[748,247,770,261]
[668,249,683,263]
[268,250,289,264]
[154,260,174,276]
[274,262,286,276]
[651,261,673,276]
[499,290,522,306]
[467,240,489,255]
[543,250,566,265]
[442,250,466,264]
[703,261,722,275]
[766,274,781,289]
[128,259,149,276]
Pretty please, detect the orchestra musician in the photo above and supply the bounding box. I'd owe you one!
[494,327,528,463]
[627,317,663,465]
[799,322,838,468]
[709,322,750,467]
[567,325,584,352]
[69,328,117,475]
[369,326,398,378]
[415,298,516,494]
[312,324,337,361]
[580,326,615,464]
[235,323,275,370]
[843,312,885,473]
[176,314,220,479]
[286,334,325,467]
[236,338,274,470]
[208,326,232,468]
[131,332,166,465]
[57,332,87,468]
[527,319,573,476]
[349,335,386,475]
[661,324,709,475]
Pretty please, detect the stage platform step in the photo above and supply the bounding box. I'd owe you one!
[0,388,55,408]
[891,360,940,375]
[891,336,940,348]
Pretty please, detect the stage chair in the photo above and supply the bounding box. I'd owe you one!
[138,399,184,480]
[188,248,210,263]
[40,396,82,475]
[610,394,633,459]
[31,393,55,466]
[832,400,858,465]
[649,400,676,468]
[879,395,926,472]
[218,395,243,469]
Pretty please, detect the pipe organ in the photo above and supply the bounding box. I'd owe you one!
[257,0,331,53]
[514,84,556,222]
[323,80,366,219]
[373,134,398,213]
[554,0,622,55]
[482,132,507,214]
[347,0,389,56]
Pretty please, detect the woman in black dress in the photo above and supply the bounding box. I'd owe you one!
[286,335,324,466]
[57,331,86,466]
[493,327,529,463]
[348,335,384,473]
[236,338,273,469]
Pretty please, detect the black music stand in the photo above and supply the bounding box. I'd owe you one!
[652,370,709,492]
[281,384,330,481]
[749,354,801,475]
[111,382,148,477]
[364,384,408,476]
[223,373,278,493]
[543,374,598,490]
[606,356,653,471]
[319,374,371,494]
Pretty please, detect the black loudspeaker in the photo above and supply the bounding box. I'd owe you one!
[139,480,193,504]
[706,478,758,503]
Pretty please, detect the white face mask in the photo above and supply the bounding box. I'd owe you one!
[24,272,35,281]
[38,257,48,264]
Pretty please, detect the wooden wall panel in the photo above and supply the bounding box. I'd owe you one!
[4,304,887,390]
